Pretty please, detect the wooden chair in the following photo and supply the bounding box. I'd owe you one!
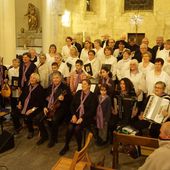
[112,131,159,169]
[52,132,93,170]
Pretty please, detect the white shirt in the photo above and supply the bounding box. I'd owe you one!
[38,62,50,88]
[65,56,79,75]
[116,58,131,80]
[138,62,154,76]
[146,70,170,95]
[100,55,117,80]
[46,53,55,70]
[80,48,89,63]
[124,71,146,101]
[58,62,69,78]
[156,49,170,62]
[94,48,105,63]
[84,57,101,79]
[8,67,19,85]
[61,45,72,61]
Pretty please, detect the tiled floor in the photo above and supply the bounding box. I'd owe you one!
[0,121,146,170]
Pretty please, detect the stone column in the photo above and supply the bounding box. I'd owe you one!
[0,0,16,65]
[42,0,59,53]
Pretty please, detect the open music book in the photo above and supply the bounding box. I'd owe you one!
[143,95,170,124]
[76,83,96,93]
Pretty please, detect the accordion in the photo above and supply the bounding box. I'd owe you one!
[143,95,170,124]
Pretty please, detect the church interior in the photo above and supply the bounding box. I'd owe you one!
[1,0,170,170]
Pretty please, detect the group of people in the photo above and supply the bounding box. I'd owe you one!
[0,34,170,159]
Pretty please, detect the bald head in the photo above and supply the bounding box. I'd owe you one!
[159,122,170,139]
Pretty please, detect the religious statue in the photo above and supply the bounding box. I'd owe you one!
[25,3,39,31]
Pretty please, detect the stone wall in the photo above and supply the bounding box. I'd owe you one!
[63,0,170,49]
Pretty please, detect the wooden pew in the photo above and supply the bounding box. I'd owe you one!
[112,132,159,169]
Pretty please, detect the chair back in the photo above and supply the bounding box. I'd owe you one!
[69,132,93,170]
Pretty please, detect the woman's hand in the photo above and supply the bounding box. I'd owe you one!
[43,107,48,116]
[76,118,83,124]
[71,115,77,124]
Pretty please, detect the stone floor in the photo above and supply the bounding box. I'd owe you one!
[0,120,146,170]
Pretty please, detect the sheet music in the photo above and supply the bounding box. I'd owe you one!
[76,83,96,92]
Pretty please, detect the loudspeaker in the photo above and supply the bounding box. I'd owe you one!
[0,130,15,153]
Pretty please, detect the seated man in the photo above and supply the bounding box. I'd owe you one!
[36,71,72,148]
[138,122,170,170]
[132,81,170,138]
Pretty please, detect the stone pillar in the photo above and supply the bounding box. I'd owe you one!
[0,0,16,65]
[42,0,59,53]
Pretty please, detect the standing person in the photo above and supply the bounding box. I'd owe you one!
[0,56,8,108]
[138,52,154,76]
[109,78,138,141]
[93,39,105,62]
[29,48,38,63]
[62,36,73,61]
[11,73,45,138]
[0,57,7,108]
[152,36,164,62]
[101,46,117,80]
[18,52,37,90]
[138,122,170,170]
[54,53,69,79]
[80,40,92,63]
[98,66,115,98]
[84,50,100,82]
[8,58,20,112]
[37,53,50,89]
[59,79,99,155]
[145,58,170,95]
[36,71,72,148]
[113,40,128,61]
[69,59,87,95]
[116,49,131,81]
[46,44,57,67]
[96,85,112,143]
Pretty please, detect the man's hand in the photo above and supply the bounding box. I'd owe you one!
[138,112,144,120]
[161,110,169,117]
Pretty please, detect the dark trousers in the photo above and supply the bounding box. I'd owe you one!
[11,108,37,133]
[63,122,103,150]
[37,111,65,142]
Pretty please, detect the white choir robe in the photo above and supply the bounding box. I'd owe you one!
[38,63,50,89]
[124,70,146,101]
[100,55,117,80]
[116,58,131,80]
[146,70,170,95]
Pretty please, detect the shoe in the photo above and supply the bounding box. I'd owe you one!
[47,140,55,148]
[36,137,48,145]
[27,132,34,139]
[59,145,69,156]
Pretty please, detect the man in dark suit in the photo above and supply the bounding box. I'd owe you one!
[101,34,110,48]
[72,37,82,55]
[36,71,72,148]
[152,36,164,62]
[18,52,37,90]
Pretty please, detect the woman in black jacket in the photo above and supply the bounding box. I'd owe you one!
[59,79,98,155]
[11,73,45,139]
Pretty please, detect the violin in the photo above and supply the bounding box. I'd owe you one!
[47,90,67,119]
